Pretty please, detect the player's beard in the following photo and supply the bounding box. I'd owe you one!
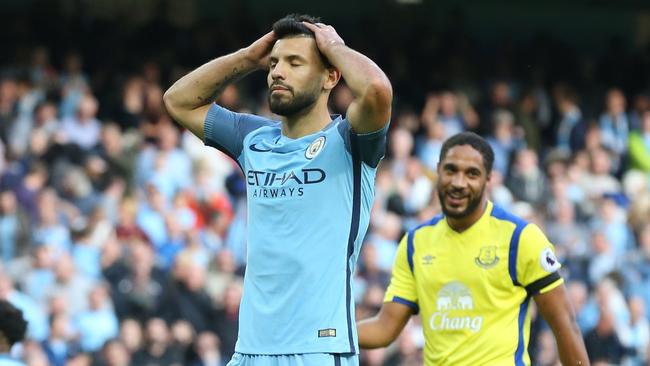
[268,82,321,116]
[438,185,485,219]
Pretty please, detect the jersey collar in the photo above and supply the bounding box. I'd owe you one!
[444,200,493,236]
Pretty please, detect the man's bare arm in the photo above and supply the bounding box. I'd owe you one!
[357,301,413,348]
[163,32,276,139]
[303,22,392,134]
[534,284,590,366]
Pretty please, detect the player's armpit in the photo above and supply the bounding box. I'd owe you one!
[534,284,590,366]
[357,301,414,349]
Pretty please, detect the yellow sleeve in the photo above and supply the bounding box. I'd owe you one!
[383,233,419,313]
[516,224,564,295]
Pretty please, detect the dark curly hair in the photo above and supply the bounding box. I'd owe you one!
[272,14,321,39]
[272,14,332,68]
[439,132,495,174]
[0,300,27,347]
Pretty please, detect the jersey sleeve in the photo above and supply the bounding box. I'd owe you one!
[203,103,276,161]
[337,119,389,168]
[516,223,564,295]
[383,233,419,313]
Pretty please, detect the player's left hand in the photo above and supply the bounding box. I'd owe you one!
[302,22,346,54]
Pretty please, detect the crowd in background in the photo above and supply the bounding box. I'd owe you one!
[1,6,650,366]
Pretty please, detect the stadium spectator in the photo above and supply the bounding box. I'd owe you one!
[74,284,119,352]
[553,84,586,153]
[40,313,81,366]
[599,88,630,157]
[506,148,546,206]
[584,305,627,364]
[58,94,102,151]
[131,318,183,365]
[0,190,30,264]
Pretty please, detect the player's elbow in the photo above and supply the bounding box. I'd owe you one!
[364,76,393,108]
[163,88,180,115]
[360,77,393,127]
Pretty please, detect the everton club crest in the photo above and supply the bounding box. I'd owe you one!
[475,245,500,269]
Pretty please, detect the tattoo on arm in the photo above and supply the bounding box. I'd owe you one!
[205,66,246,103]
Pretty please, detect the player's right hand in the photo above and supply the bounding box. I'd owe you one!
[244,31,277,70]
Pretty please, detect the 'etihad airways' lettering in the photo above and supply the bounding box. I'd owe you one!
[251,187,304,198]
[246,169,326,187]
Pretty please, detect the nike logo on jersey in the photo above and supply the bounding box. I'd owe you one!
[249,143,272,152]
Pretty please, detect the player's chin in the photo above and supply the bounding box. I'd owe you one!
[269,93,286,101]
[442,204,465,217]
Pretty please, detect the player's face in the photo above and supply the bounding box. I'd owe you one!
[437,145,490,219]
[267,36,327,116]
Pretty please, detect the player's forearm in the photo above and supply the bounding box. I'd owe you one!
[163,49,257,113]
[555,322,590,366]
[357,317,396,348]
[324,45,392,113]
[535,286,590,365]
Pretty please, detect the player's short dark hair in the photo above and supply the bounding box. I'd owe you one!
[272,14,332,68]
[0,300,27,347]
[439,132,494,174]
[272,14,321,39]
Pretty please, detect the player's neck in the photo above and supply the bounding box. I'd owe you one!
[281,97,332,139]
[446,199,488,233]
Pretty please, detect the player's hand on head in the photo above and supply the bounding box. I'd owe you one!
[244,31,277,70]
[302,22,345,53]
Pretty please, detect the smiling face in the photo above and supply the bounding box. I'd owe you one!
[437,144,490,219]
[267,36,329,116]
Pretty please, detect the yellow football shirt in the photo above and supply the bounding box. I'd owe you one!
[384,201,563,366]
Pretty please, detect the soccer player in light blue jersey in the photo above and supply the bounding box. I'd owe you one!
[0,300,27,366]
[164,14,392,366]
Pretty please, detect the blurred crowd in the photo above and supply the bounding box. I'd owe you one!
[1,6,650,366]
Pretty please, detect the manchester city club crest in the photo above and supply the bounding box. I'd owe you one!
[305,136,326,159]
[475,245,499,268]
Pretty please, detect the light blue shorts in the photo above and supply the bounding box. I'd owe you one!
[226,353,359,366]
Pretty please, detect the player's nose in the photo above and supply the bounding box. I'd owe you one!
[450,173,468,188]
[270,62,286,80]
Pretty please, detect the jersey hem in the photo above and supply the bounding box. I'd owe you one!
[234,348,360,356]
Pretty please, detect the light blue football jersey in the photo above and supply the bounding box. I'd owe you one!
[204,104,387,355]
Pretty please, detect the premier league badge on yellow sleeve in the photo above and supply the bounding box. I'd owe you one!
[475,245,499,268]
[540,247,561,272]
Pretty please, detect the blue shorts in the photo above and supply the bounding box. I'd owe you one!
[226,353,359,366]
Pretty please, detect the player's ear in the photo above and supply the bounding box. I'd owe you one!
[323,67,341,91]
